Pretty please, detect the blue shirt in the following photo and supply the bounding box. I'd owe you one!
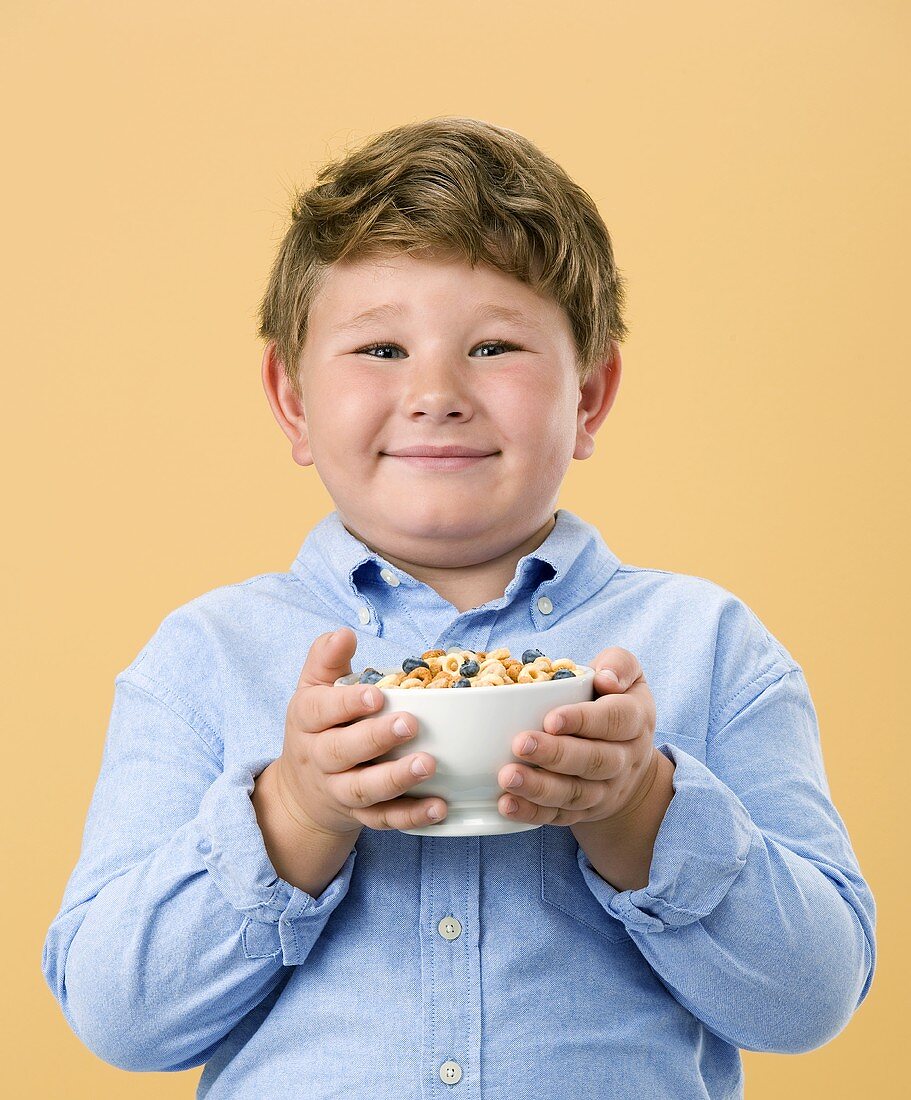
[42,508,876,1098]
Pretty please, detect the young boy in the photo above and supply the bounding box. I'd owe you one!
[42,117,875,1098]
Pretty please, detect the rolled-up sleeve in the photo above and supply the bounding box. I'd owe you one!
[576,668,876,1054]
[196,758,356,962]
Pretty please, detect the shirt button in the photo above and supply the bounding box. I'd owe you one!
[439,1061,463,1085]
[357,606,371,625]
[379,568,400,587]
[537,596,554,615]
[438,916,462,940]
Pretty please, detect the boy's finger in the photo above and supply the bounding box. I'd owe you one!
[590,647,644,694]
[296,627,357,690]
[292,681,384,736]
[318,710,419,775]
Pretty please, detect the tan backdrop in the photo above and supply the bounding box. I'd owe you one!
[4,1,906,1095]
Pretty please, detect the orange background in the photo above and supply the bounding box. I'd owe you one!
[4,1,907,1095]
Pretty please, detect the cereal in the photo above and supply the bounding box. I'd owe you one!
[439,654,463,677]
[354,648,584,688]
[375,672,405,687]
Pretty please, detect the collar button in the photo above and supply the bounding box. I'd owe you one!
[537,596,554,615]
[380,568,401,587]
[357,605,371,625]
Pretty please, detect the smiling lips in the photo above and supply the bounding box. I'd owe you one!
[383,445,498,471]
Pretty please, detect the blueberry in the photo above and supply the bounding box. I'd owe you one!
[459,659,480,678]
[358,668,383,684]
[402,657,431,674]
[522,648,544,664]
[453,678,472,688]
[551,669,575,680]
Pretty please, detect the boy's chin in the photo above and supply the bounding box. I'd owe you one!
[366,503,508,549]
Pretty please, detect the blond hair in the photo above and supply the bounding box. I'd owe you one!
[258,116,628,393]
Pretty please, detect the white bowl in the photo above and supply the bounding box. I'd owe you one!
[334,667,595,836]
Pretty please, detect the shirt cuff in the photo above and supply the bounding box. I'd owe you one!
[194,759,356,965]
[576,743,752,934]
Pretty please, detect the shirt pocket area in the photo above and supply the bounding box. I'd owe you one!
[540,825,631,943]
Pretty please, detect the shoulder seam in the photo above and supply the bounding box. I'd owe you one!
[710,664,801,738]
[115,670,224,761]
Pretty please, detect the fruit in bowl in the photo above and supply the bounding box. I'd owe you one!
[334,647,595,836]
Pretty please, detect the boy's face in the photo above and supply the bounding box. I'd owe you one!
[264,250,619,570]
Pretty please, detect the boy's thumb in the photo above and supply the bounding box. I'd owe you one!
[297,627,357,689]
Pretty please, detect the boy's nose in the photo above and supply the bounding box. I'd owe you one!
[402,364,473,420]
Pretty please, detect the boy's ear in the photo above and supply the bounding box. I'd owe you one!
[573,341,622,461]
[261,342,313,467]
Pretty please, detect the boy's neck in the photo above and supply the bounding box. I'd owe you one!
[345,514,557,615]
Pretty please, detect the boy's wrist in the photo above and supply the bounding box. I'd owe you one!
[251,761,360,895]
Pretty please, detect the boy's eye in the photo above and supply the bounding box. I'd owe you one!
[356,340,519,360]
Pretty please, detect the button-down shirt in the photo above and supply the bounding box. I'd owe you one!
[42,509,876,1098]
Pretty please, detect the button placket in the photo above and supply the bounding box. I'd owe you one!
[420,837,481,1094]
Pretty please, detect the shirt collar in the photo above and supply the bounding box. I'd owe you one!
[290,508,621,629]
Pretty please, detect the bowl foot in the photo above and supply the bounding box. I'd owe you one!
[401,803,541,837]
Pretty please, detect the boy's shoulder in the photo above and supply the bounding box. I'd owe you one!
[116,569,305,683]
[606,558,803,728]
[621,558,799,661]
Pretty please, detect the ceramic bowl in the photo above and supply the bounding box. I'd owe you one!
[334,666,595,836]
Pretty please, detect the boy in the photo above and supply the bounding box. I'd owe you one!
[43,117,875,1098]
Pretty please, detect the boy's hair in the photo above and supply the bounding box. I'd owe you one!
[258,116,628,395]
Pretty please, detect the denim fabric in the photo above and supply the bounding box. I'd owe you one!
[42,509,876,1098]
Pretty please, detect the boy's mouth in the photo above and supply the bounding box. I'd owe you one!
[382,446,499,472]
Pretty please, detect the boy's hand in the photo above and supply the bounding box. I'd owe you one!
[496,648,659,827]
[272,628,447,838]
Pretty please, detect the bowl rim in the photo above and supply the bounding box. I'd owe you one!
[333,665,594,694]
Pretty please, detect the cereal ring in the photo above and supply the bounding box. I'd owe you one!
[400,676,426,689]
[550,658,577,671]
[376,673,404,687]
[517,665,552,683]
[478,658,508,677]
[439,654,463,677]
[409,666,433,685]
[425,656,444,673]
[474,651,487,661]
[422,649,446,660]
[426,675,452,689]
[532,656,553,672]
[475,674,505,687]
[487,647,510,663]
[505,662,522,682]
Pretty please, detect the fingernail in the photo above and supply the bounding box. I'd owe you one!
[362,688,378,707]
[521,735,537,754]
[503,797,518,814]
[598,668,621,687]
[411,757,429,776]
[427,805,441,821]
[393,716,412,737]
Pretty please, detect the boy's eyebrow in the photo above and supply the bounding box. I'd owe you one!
[331,301,544,334]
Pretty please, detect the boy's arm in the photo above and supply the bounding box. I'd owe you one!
[571,663,877,1054]
[41,675,355,1073]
